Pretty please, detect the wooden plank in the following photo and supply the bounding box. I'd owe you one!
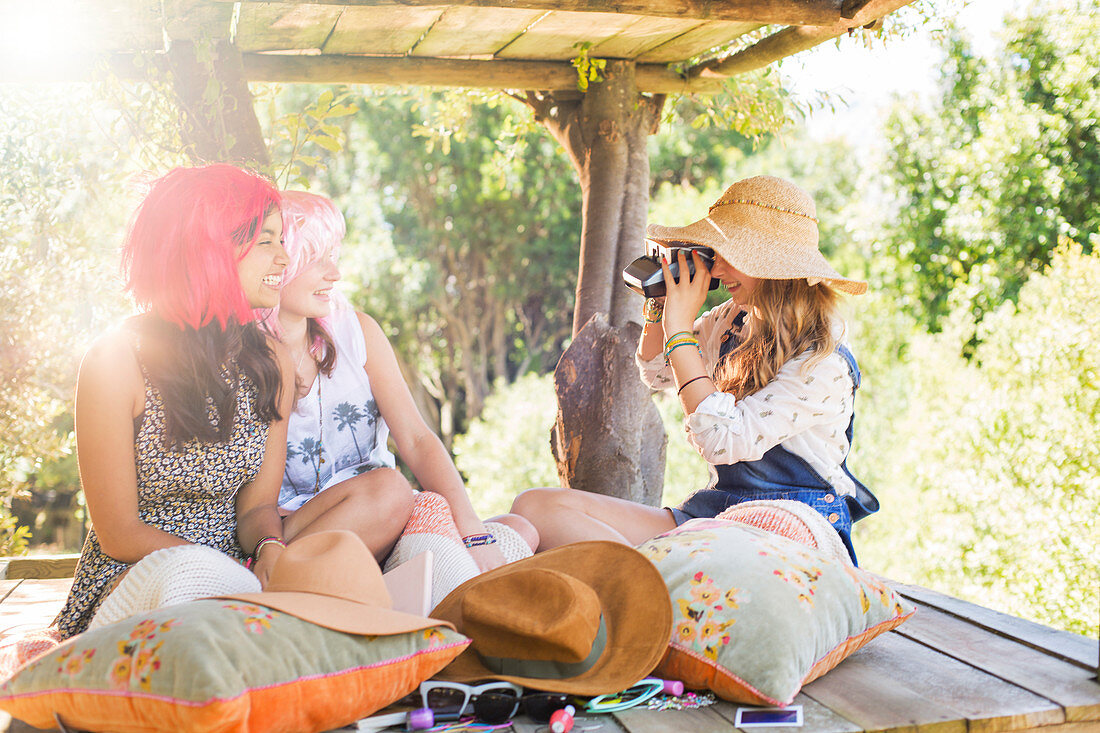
[635,21,762,63]
[0,555,79,580]
[224,0,846,27]
[890,580,1099,672]
[240,53,724,93]
[235,2,343,52]
[409,6,545,58]
[803,632,1066,732]
[894,603,1100,722]
[615,704,734,733]
[589,16,702,60]
[496,10,640,60]
[0,578,71,640]
[326,5,446,55]
[711,696,862,732]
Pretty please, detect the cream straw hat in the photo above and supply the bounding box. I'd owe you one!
[646,175,867,295]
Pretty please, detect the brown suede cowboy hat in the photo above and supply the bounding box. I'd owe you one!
[220,530,452,636]
[431,541,672,695]
[646,175,868,295]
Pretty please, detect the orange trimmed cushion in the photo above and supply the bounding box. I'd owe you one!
[0,600,469,733]
[637,518,914,707]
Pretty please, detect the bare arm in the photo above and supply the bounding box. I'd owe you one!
[235,336,296,585]
[75,330,190,563]
[357,312,506,570]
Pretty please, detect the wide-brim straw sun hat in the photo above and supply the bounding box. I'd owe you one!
[220,529,452,636]
[646,175,867,295]
[431,541,672,695]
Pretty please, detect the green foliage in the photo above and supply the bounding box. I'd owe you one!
[854,243,1099,637]
[452,374,559,517]
[0,85,135,554]
[258,85,358,188]
[880,2,1098,328]
[570,42,607,93]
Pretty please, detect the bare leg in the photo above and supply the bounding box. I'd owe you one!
[510,487,677,551]
[283,468,415,562]
[484,512,539,553]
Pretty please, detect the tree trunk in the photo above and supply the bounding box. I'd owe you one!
[523,62,668,503]
[167,40,270,167]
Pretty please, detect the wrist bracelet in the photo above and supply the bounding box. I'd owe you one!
[663,331,695,351]
[462,533,497,549]
[643,298,664,323]
[250,535,286,558]
[677,375,710,395]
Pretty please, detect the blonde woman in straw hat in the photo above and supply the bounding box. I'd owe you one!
[512,176,878,564]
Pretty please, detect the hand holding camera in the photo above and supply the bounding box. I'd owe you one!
[622,240,719,299]
[658,248,715,337]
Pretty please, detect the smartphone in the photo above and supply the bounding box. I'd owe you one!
[734,705,803,727]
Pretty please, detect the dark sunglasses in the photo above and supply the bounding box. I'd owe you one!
[419,680,522,723]
[417,681,573,724]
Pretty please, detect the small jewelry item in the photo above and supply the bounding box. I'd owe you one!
[643,298,664,323]
[314,374,324,492]
[245,536,286,569]
[677,374,710,395]
[462,533,497,549]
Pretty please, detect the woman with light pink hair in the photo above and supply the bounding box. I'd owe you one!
[261,191,536,571]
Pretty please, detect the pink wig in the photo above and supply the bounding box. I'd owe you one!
[257,190,350,340]
[122,164,281,330]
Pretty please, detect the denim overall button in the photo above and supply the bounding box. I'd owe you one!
[824,494,835,503]
[828,512,840,524]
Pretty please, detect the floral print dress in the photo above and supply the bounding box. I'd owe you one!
[54,363,269,639]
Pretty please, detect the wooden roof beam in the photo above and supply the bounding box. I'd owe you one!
[239,53,724,94]
[221,0,846,27]
[686,0,910,78]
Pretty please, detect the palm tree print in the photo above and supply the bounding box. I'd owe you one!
[284,443,303,493]
[294,436,322,490]
[333,402,367,462]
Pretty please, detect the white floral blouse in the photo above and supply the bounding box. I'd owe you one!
[636,299,859,498]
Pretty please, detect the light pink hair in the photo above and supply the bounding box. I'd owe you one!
[256,190,349,341]
[122,164,281,330]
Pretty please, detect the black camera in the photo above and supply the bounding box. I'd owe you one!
[622,241,719,298]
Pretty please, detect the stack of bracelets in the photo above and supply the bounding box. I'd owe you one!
[244,535,286,569]
[462,533,497,549]
[663,330,699,363]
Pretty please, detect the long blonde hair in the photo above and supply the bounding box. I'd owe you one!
[713,279,841,399]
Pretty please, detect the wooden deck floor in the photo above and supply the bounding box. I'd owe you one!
[0,569,1097,732]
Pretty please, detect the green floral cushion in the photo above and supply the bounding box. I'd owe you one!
[638,518,915,706]
[0,599,470,733]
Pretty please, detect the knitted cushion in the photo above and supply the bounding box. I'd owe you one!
[0,629,62,683]
[637,518,914,707]
[0,599,469,733]
[385,492,533,610]
[715,499,851,565]
[90,545,261,629]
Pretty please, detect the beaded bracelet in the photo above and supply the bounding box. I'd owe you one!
[462,533,497,549]
[663,331,695,350]
[643,298,664,323]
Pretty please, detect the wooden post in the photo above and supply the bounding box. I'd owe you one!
[167,40,270,167]
[524,63,668,503]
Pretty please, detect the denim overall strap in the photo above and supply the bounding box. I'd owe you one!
[832,345,880,522]
[673,338,875,565]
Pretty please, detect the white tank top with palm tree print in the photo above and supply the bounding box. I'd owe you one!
[279,308,396,512]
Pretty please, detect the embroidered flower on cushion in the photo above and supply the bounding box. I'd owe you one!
[133,641,163,691]
[689,572,721,605]
[109,656,132,690]
[225,602,276,633]
[56,648,95,677]
[422,628,449,647]
[675,620,697,644]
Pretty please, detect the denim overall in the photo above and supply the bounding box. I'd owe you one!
[671,319,879,565]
